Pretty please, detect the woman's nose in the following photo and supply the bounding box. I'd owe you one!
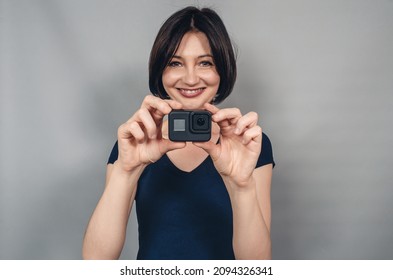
[182,67,199,85]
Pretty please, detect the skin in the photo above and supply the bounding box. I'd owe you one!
[82,31,273,260]
[162,31,220,110]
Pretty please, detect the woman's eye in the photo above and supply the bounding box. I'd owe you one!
[200,61,214,67]
[168,61,182,67]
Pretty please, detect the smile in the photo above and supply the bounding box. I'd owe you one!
[177,87,206,98]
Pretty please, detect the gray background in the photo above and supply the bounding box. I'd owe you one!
[1,0,392,259]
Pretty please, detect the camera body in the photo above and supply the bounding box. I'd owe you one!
[168,110,211,142]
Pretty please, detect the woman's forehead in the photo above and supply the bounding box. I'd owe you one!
[174,31,212,57]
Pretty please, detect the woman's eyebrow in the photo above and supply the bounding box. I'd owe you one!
[198,54,213,58]
[172,54,213,59]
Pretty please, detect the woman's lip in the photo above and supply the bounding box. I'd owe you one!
[177,87,206,98]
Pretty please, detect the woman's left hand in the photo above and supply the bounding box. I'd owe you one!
[194,103,262,188]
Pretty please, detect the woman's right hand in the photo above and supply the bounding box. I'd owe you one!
[116,95,186,173]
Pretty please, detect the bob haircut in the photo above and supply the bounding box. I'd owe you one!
[149,6,237,105]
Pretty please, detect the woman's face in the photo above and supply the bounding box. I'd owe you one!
[162,31,220,110]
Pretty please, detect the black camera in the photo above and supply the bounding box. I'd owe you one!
[168,110,211,142]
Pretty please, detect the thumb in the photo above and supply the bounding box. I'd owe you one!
[193,141,221,161]
[161,139,186,153]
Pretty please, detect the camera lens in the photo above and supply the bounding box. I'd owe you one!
[196,117,206,127]
[191,113,210,132]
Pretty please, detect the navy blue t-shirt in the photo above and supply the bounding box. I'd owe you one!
[107,133,274,260]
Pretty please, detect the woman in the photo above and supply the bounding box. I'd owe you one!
[82,6,274,260]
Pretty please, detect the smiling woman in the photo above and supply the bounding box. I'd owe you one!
[149,7,236,105]
[82,6,275,260]
[162,31,220,109]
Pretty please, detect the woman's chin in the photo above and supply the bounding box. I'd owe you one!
[182,104,206,110]
[177,98,212,110]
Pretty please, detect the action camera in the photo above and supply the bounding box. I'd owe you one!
[168,110,211,142]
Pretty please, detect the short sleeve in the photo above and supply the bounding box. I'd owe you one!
[107,141,119,164]
[256,133,275,168]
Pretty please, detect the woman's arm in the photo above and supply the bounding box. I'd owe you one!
[223,164,273,260]
[82,95,184,259]
[195,103,273,259]
[82,161,146,259]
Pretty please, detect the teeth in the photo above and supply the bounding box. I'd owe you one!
[180,88,203,94]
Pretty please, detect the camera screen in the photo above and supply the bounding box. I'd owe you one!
[173,119,186,131]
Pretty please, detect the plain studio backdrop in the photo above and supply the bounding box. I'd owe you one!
[1,0,392,260]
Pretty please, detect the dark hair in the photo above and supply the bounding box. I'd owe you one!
[149,6,237,104]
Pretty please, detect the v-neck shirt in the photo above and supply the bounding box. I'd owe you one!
[107,133,275,259]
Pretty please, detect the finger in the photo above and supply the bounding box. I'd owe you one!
[203,103,220,114]
[193,141,221,161]
[118,121,145,143]
[136,108,159,139]
[160,139,186,153]
[235,111,258,135]
[164,99,183,110]
[141,95,182,117]
[129,122,146,143]
[141,95,173,118]
[242,126,263,145]
[204,104,241,129]
[208,108,242,133]
[211,107,242,124]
